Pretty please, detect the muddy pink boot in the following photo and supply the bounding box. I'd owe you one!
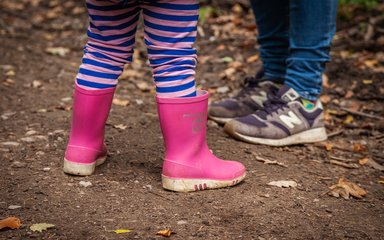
[156,90,246,192]
[63,84,115,176]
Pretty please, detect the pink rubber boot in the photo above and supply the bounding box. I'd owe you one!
[156,90,246,192]
[63,84,115,176]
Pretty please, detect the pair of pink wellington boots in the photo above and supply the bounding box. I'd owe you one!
[64,85,246,192]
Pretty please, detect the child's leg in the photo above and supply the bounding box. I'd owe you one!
[142,1,246,192]
[64,0,140,175]
[142,0,199,98]
[77,0,140,89]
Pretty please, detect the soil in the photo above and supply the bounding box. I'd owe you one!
[1,1,383,239]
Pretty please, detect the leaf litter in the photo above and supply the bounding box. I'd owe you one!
[327,178,367,200]
[0,217,21,230]
[30,223,55,232]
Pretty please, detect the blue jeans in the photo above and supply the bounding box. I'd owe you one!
[250,0,338,100]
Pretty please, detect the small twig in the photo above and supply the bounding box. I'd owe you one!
[374,134,384,140]
[253,155,288,168]
[329,156,355,163]
[329,159,359,169]
[327,129,344,138]
[340,107,384,121]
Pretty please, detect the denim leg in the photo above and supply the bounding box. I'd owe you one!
[286,0,338,100]
[250,0,289,79]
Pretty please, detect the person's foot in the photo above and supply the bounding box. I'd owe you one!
[224,85,327,146]
[208,70,283,124]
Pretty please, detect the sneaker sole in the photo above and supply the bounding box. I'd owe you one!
[63,156,107,176]
[225,125,327,146]
[162,173,246,192]
[208,115,233,125]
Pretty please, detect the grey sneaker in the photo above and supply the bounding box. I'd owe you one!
[224,85,327,146]
[208,71,283,124]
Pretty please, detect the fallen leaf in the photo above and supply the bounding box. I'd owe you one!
[344,90,354,99]
[45,47,70,57]
[322,74,330,88]
[113,98,130,106]
[30,223,55,232]
[352,143,367,152]
[114,229,132,234]
[157,229,175,237]
[344,115,354,124]
[3,78,15,86]
[224,67,236,78]
[267,180,297,188]
[32,80,43,88]
[136,81,150,92]
[5,70,16,76]
[324,143,333,151]
[0,217,22,230]
[219,56,234,63]
[328,178,367,200]
[320,94,332,104]
[113,124,127,130]
[246,54,259,63]
[362,79,373,84]
[8,205,22,210]
[363,59,378,68]
[216,86,229,94]
[359,157,369,165]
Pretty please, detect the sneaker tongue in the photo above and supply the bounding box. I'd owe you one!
[277,86,301,103]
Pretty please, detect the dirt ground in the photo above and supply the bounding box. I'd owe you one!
[1,1,383,239]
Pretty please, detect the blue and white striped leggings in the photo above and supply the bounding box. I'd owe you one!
[76,0,199,97]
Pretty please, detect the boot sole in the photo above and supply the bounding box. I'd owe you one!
[225,125,328,146]
[162,173,246,192]
[63,156,107,176]
[208,115,233,125]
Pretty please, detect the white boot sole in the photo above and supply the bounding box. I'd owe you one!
[208,115,233,125]
[63,156,107,176]
[162,173,246,192]
[226,126,327,146]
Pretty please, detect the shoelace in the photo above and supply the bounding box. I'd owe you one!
[235,76,260,99]
[257,88,287,116]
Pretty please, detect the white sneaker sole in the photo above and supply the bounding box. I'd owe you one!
[162,173,246,192]
[226,126,328,146]
[208,115,233,125]
[63,156,107,176]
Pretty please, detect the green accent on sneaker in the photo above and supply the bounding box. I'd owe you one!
[301,98,316,110]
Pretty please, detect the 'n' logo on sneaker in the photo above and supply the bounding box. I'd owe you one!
[279,111,302,129]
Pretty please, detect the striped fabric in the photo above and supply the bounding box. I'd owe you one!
[76,0,198,97]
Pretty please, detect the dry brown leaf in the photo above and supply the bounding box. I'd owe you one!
[344,90,354,99]
[157,229,175,237]
[113,124,127,130]
[359,157,369,165]
[352,143,367,153]
[322,74,330,88]
[324,143,333,151]
[45,47,70,57]
[344,115,354,124]
[112,98,130,107]
[320,94,332,104]
[246,54,259,63]
[267,180,297,188]
[328,178,367,200]
[0,217,22,230]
